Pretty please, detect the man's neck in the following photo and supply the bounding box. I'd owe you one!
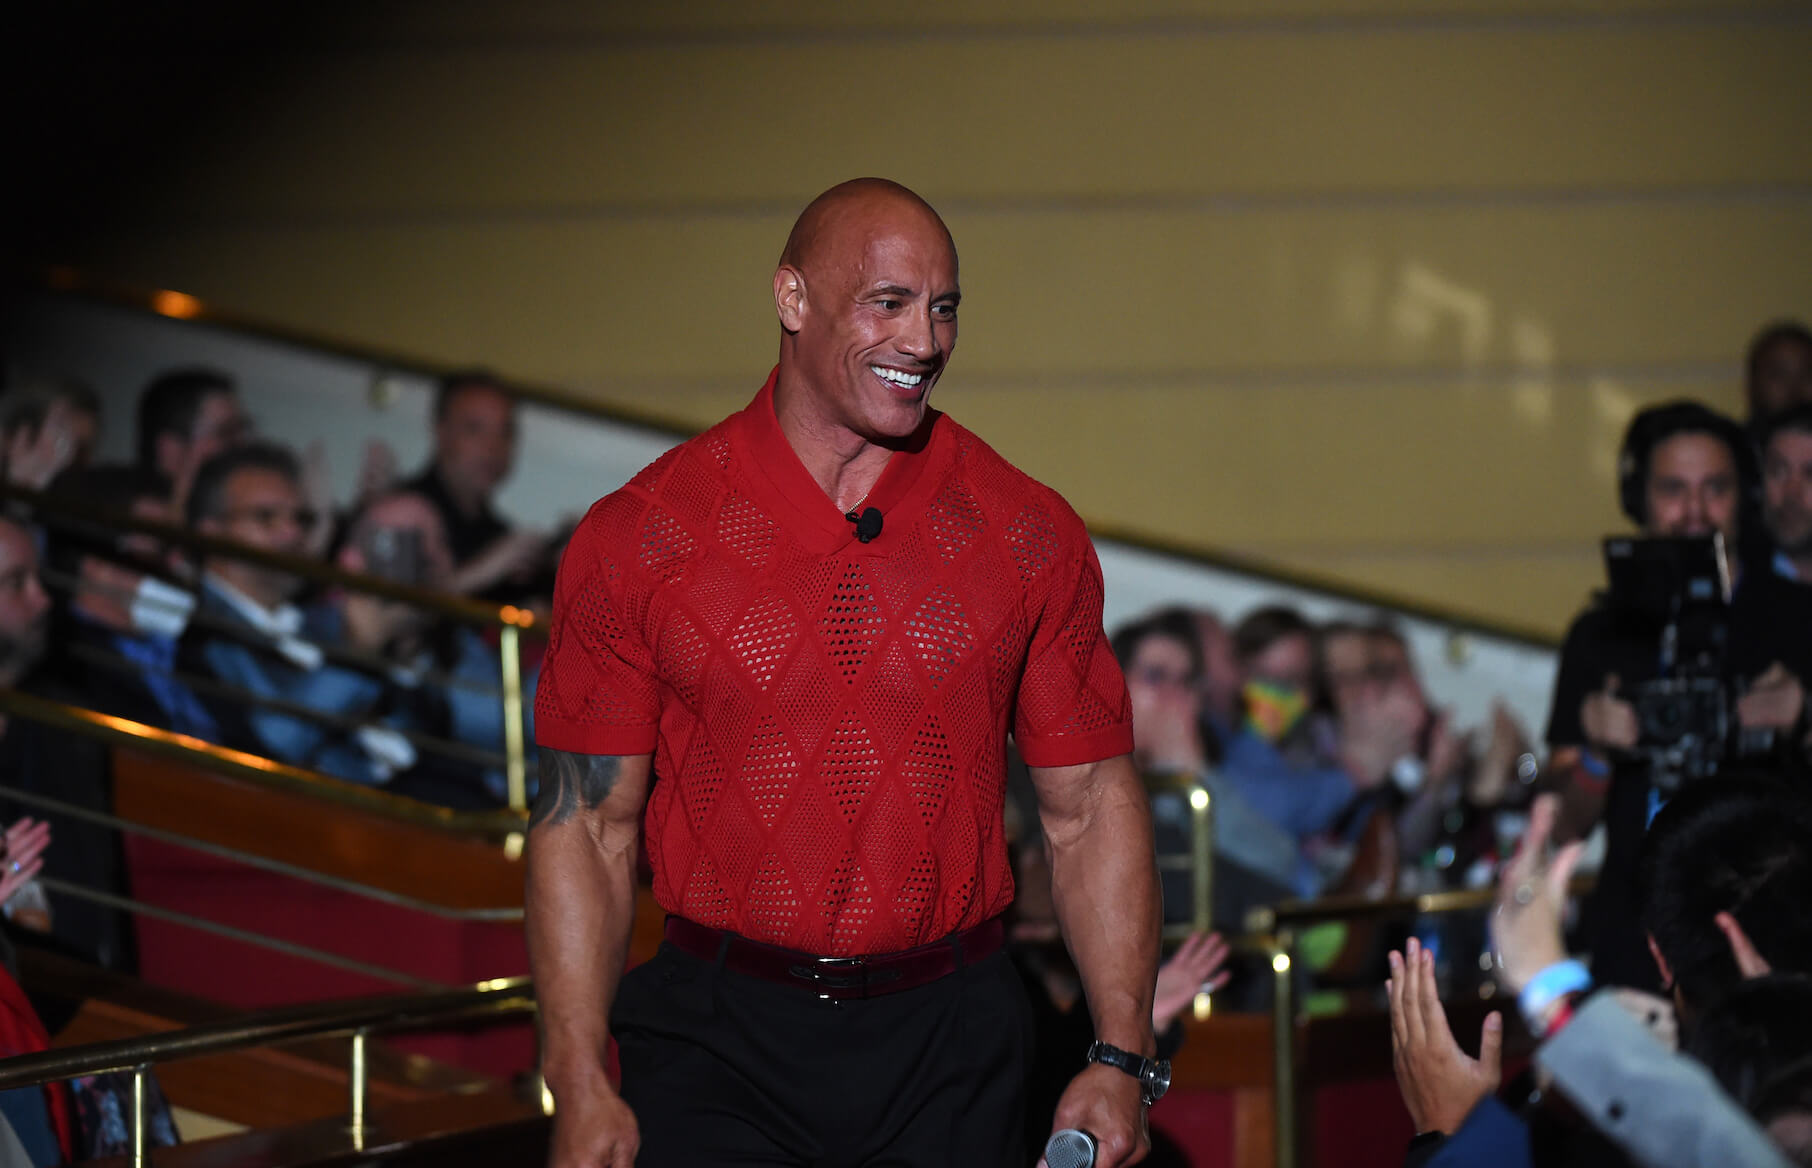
[771,379,903,514]
[432,462,486,519]
[205,566,284,615]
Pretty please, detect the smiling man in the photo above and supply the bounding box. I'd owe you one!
[528,179,1161,1168]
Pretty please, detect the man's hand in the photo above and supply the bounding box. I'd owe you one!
[451,529,552,596]
[1042,1063,1148,1168]
[1737,662,1807,733]
[1489,793,1585,995]
[1581,674,1640,752]
[1388,937,1501,1135]
[1152,931,1230,1032]
[547,1075,639,1168]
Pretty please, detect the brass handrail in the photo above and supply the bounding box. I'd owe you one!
[0,686,524,835]
[0,781,521,922]
[0,976,537,1162]
[7,482,532,631]
[1243,875,1597,934]
[13,479,543,809]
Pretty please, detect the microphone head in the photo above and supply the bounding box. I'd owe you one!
[1044,1128,1097,1168]
[855,506,883,543]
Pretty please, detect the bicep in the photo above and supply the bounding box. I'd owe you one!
[529,748,653,834]
[1026,754,1142,845]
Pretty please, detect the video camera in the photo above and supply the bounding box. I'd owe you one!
[1601,535,1768,790]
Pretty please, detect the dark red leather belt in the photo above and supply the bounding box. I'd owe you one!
[662,916,1004,1001]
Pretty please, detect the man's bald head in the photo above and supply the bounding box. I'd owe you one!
[770,178,962,448]
[779,178,955,277]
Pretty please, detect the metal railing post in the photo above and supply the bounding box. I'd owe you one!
[1272,930,1297,1168]
[500,621,528,814]
[131,1061,149,1167]
[1189,783,1213,935]
[349,1027,369,1149]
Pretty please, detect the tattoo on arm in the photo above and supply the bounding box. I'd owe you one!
[530,750,623,829]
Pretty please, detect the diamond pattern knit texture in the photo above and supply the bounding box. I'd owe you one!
[537,379,1131,955]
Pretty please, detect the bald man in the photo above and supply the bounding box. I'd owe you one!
[528,179,1161,1168]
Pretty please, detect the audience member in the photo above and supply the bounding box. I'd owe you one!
[1219,606,1363,841]
[1761,403,1812,584]
[1545,400,1808,991]
[40,464,208,734]
[1634,774,1812,1022]
[135,368,252,508]
[0,377,99,491]
[1111,609,1309,902]
[178,444,405,785]
[0,515,131,970]
[398,371,550,604]
[1390,791,1807,1167]
[1748,321,1812,427]
[1684,975,1812,1117]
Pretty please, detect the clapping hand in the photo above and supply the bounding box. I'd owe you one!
[0,817,50,905]
[1152,931,1230,1031]
[1388,937,1502,1135]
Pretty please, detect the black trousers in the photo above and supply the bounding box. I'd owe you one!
[612,938,1033,1167]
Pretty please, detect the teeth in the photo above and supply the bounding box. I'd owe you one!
[870,366,924,388]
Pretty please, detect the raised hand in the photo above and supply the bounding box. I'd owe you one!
[1387,937,1501,1135]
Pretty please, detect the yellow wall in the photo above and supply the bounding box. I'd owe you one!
[51,1,1812,634]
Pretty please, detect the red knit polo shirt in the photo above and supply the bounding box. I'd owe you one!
[535,370,1132,955]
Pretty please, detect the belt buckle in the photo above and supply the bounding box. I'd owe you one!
[789,955,867,1001]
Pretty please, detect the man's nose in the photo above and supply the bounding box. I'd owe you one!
[897,306,939,361]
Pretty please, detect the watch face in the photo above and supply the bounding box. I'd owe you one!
[1145,1059,1172,1102]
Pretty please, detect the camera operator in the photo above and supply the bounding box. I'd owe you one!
[1547,401,1812,992]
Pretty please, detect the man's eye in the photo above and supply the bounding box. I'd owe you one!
[933,305,957,320]
[877,299,901,311]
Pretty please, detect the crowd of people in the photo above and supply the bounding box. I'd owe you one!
[0,299,1806,1166]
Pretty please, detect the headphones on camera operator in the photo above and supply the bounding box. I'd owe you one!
[1606,401,1772,790]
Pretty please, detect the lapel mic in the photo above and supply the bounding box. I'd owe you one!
[846,506,883,544]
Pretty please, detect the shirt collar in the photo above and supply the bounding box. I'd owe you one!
[730,366,952,552]
[203,574,323,670]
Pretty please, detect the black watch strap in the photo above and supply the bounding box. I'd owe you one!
[1086,1040,1170,1104]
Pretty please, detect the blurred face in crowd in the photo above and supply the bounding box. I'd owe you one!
[1763,428,1812,560]
[1751,334,1812,420]
[200,466,311,606]
[1644,432,1740,542]
[1320,628,1372,718]
[347,492,456,586]
[434,384,517,507]
[1245,631,1316,695]
[0,520,50,683]
[1192,611,1241,722]
[776,182,960,445]
[1124,632,1201,766]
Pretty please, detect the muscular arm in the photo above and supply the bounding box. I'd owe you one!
[525,747,653,1167]
[1029,752,1161,1166]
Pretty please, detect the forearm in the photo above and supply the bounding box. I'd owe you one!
[1044,759,1162,1055]
[523,749,650,1093]
[526,819,639,1089]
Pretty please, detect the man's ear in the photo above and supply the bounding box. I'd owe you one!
[1646,932,1674,990]
[774,265,807,333]
[1714,911,1773,979]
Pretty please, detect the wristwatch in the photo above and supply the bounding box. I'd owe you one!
[1085,1040,1171,1106]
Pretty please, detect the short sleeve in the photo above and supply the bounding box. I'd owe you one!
[1011,499,1133,767]
[1545,609,1607,748]
[533,495,662,756]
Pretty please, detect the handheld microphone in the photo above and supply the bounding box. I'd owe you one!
[846,506,883,544]
[1044,1128,1097,1168]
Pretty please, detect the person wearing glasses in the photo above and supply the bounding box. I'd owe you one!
[177,443,411,785]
